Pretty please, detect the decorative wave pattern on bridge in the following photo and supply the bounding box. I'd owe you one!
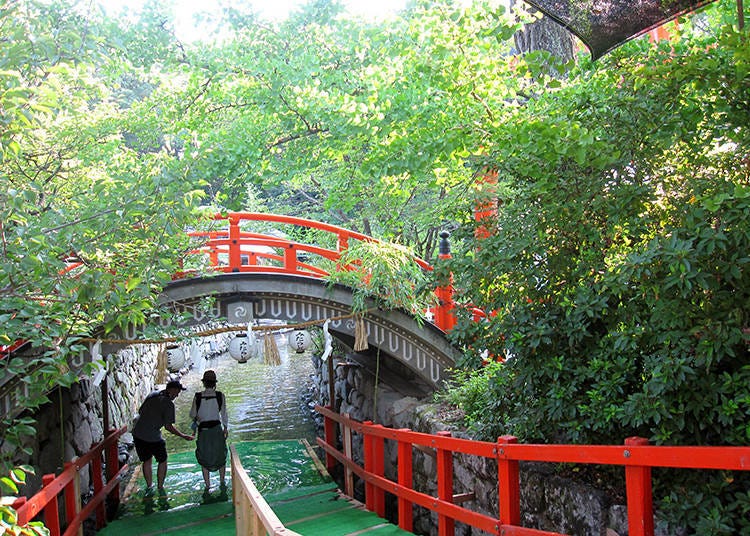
[162,274,460,388]
[163,213,460,388]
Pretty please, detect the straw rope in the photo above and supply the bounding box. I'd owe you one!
[353,315,369,352]
[156,345,169,384]
[263,332,281,365]
[76,309,371,346]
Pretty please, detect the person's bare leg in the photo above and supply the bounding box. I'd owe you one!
[142,459,153,488]
[219,465,226,487]
[156,460,168,491]
[202,467,211,489]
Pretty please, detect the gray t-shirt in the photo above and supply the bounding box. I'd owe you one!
[132,390,175,442]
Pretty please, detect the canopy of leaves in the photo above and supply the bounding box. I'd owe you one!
[156,0,525,257]
[0,0,521,473]
[0,0,205,473]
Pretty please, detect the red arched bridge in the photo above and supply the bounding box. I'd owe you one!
[163,212,460,390]
[179,212,456,331]
[0,212,459,418]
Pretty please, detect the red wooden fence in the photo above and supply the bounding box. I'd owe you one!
[12,426,128,536]
[315,405,750,536]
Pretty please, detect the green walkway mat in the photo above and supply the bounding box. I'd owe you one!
[99,439,412,536]
[267,486,412,536]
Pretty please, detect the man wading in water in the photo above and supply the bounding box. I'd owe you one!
[132,380,195,494]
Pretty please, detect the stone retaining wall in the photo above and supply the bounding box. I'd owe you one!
[21,333,229,496]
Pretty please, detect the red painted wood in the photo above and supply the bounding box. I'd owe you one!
[317,436,502,533]
[228,215,241,271]
[316,406,750,536]
[474,170,498,240]
[372,425,386,517]
[496,443,750,469]
[498,436,521,526]
[342,416,354,497]
[436,430,455,536]
[397,432,414,532]
[63,462,78,529]
[105,430,120,507]
[313,407,750,536]
[625,437,654,536]
[182,213,468,334]
[42,474,61,536]
[323,408,337,472]
[14,428,127,534]
[61,464,129,536]
[11,497,27,525]
[363,422,375,512]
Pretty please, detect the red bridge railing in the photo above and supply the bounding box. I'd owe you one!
[184,212,455,330]
[315,405,750,536]
[12,427,128,536]
[2,213,458,365]
[186,212,433,274]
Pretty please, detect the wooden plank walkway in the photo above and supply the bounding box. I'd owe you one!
[99,439,412,536]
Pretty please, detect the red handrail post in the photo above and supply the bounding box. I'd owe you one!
[228,215,241,271]
[337,233,349,253]
[105,429,120,509]
[372,425,386,518]
[323,406,337,472]
[363,421,375,512]
[625,437,654,536]
[435,430,454,536]
[498,435,520,526]
[397,431,414,532]
[42,473,61,536]
[284,244,297,274]
[90,445,106,529]
[63,461,80,531]
[11,497,28,526]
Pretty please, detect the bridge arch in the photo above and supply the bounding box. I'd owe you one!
[161,273,460,389]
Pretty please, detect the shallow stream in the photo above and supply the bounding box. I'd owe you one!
[164,336,318,454]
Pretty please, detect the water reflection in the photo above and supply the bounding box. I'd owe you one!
[165,336,318,454]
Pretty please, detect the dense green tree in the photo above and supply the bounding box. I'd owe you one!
[0,0,204,490]
[3,0,748,532]
[442,1,750,530]
[157,0,522,258]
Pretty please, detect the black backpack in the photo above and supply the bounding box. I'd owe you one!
[194,391,224,411]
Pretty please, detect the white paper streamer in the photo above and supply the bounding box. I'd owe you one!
[321,319,333,362]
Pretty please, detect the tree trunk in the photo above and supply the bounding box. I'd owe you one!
[511,1,575,64]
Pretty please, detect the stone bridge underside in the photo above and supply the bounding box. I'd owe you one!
[160,274,460,390]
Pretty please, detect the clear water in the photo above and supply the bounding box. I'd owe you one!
[165,335,318,454]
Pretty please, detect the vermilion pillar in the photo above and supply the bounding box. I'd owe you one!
[228,215,241,272]
[433,232,456,332]
[625,437,654,536]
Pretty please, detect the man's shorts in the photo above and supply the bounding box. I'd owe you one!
[134,437,168,463]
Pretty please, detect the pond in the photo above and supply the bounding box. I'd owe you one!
[164,334,319,454]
